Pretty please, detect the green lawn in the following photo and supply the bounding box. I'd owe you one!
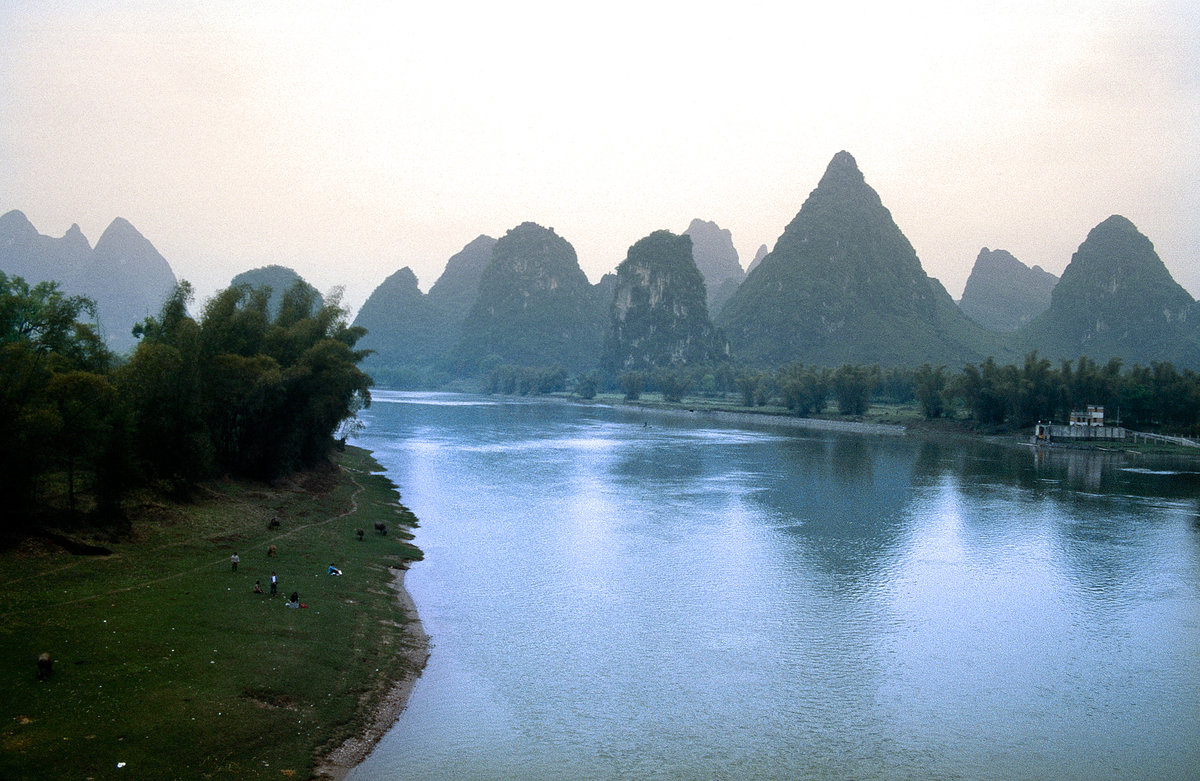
[0,447,422,780]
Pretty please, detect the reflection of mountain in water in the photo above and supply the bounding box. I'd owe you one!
[749,434,919,589]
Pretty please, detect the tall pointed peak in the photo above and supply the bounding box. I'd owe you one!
[97,216,141,242]
[818,150,865,187]
[1095,214,1137,232]
[462,234,497,252]
[829,149,858,169]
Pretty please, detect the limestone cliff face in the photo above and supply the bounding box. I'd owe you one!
[604,229,727,371]
[958,248,1057,332]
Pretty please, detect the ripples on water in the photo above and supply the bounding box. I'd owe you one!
[350,392,1200,780]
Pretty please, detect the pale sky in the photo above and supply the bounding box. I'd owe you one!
[2,0,1197,316]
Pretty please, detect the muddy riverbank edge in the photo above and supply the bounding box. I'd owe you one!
[315,561,430,780]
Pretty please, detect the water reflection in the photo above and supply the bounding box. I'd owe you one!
[350,393,1200,781]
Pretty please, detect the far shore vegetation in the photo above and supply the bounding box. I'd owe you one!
[416,352,1200,446]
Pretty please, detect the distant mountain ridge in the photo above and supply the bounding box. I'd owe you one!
[958,248,1058,332]
[353,235,497,382]
[229,265,322,317]
[0,210,176,352]
[683,219,744,315]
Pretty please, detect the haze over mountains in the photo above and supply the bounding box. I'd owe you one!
[958,248,1058,332]
[4,151,1197,376]
[683,219,745,316]
[0,210,176,353]
[230,265,323,317]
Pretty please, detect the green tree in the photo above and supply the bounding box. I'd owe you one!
[44,371,118,513]
[1008,351,1058,427]
[832,364,876,415]
[778,364,829,417]
[0,273,114,527]
[953,358,1008,425]
[654,368,692,403]
[914,364,947,419]
[619,370,646,401]
[575,372,599,400]
[735,370,763,407]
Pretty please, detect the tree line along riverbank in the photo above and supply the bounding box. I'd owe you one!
[0,446,424,780]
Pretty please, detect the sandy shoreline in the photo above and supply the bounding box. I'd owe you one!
[314,564,430,780]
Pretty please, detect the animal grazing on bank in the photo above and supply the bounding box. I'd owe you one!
[374,522,387,535]
[37,652,52,680]
[268,517,281,530]
[267,544,276,557]
[356,528,364,541]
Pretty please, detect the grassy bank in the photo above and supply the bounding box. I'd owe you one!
[0,446,423,780]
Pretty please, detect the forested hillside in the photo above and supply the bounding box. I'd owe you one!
[1016,215,1200,367]
[717,152,1008,367]
[602,230,727,372]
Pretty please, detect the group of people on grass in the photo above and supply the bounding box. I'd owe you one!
[232,550,343,609]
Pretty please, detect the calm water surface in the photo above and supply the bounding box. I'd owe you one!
[349,392,1200,780]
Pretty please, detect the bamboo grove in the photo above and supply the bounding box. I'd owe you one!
[0,273,371,532]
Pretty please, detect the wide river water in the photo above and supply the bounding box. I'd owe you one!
[348,391,1200,780]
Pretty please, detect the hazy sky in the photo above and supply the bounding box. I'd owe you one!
[3,0,1197,316]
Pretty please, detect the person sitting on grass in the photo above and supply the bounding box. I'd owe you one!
[328,564,342,576]
[286,591,300,607]
[253,580,263,594]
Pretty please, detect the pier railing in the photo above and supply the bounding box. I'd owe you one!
[1130,431,1200,448]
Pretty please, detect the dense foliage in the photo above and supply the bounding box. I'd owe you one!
[0,272,115,523]
[949,353,1200,432]
[452,223,607,374]
[603,230,727,372]
[477,347,1200,438]
[1,274,371,533]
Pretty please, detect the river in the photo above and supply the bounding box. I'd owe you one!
[349,391,1200,780]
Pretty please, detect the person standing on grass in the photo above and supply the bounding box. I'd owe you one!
[231,552,240,572]
[270,571,277,596]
